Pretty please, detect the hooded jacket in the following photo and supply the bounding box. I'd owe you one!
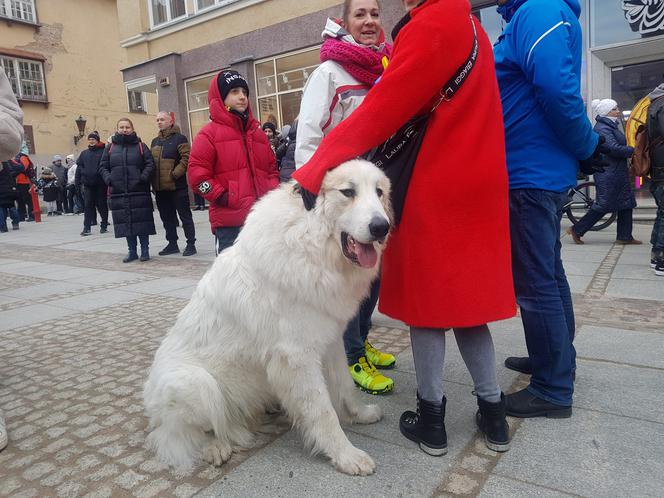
[187,73,278,232]
[494,0,598,192]
[150,125,190,191]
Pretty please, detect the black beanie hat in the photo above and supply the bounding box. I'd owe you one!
[88,131,100,141]
[217,70,249,102]
[262,122,276,134]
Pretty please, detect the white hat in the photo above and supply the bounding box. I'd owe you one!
[595,99,618,118]
[66,154,75,161]
[591,99,601,118]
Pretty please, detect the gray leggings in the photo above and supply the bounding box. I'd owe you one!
[410,325,501,403]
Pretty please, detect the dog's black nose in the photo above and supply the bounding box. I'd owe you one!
[369,217,390,239]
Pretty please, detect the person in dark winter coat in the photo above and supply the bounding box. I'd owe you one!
[0,161,20,231]
[188,70,278,254]
[76,131,110,236]
[568,99,640,244]
[50,155,68,214]
[99,118,156,263]
[150,112,196,257]
[277,120,297,182]
[649,85,664,275]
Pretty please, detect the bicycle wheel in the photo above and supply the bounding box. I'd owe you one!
[565,181,617,231]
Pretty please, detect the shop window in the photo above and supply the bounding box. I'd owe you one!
[0,56,46,102]
[612,59,664,115]
[590,0,664,47]
[254,48,320,129]
[128,90,147,113]
[149,0,187,28]
[185,72,216,138]
[0,0,35,23]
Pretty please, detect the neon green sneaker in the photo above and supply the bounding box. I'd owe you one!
[349,357,394,395]
[365,340,396,369]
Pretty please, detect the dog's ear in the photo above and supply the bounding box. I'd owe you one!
[294,184,317,211]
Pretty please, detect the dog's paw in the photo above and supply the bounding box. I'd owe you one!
[332,446,376,476]
[353,404,382,425]
[202,440,232,467]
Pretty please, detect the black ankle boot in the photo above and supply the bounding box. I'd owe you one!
[182,243,197,257]
[476,393,510,452]
[123,251,138,263]
[158,242,179,256]
[140,247,150,262]
[399,394,447,456]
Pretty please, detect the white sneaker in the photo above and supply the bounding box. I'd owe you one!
[0,409,7,451]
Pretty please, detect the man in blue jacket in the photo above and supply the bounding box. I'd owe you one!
[494,0,605,418]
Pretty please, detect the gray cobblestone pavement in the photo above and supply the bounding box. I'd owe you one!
[0,213,663,497]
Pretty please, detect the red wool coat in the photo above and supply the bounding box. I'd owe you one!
[293,0,516,328]
[188,75,279,232]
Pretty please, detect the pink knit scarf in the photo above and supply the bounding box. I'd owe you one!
[320,38,392,86]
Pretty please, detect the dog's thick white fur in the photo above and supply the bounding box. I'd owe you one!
[143,160,392,476]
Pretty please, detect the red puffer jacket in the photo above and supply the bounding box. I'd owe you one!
[188,74,278,232]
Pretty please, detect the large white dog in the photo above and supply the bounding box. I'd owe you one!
[143,160,392,475]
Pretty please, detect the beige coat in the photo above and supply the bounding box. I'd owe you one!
[0,71,23,160]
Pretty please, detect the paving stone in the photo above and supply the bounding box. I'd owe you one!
[479,475,576,497]
[575,325,664,369]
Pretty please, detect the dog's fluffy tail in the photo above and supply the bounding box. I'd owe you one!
[144,365,225,468]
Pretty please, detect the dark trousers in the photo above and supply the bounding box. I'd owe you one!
[16,183,33,221]
[126,235,149,255]
[573,207,634,241]
[155,189,196,245]
[57,188,68,213]
[509,189,576,406]
[194,193,206,208]
[215,226,241,255]
[651,184,664,251]
[0,206,19,230]
[343,278,381,365]
[83,185,109,230]
[67,184,83,213]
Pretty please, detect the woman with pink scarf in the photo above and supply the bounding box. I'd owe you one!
[295,0,395,396]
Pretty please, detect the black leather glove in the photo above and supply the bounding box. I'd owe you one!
[299,186,317,211]
[579,136,608,175]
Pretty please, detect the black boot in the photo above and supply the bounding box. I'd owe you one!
[476,393,510,452]
[158,242,179,256]
[123,251,138,263]
[399,394,447,456]
[182,243,197,257]
[504,356,532,374]
[140,246,150,262]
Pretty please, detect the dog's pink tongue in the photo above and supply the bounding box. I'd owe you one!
[356,243,378,268]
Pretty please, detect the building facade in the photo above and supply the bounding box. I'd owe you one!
[0,0,154,165]
[118,0,664,142]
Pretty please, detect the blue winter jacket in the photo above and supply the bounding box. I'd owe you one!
[494,0,599,192]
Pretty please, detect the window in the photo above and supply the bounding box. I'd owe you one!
[0,56,46,101]
[254,47,320,128]
[195,0,243,13]
[149,0,186,28]
[185,72,217,138]
[0,0,36,23]
[589,0,664,47]
[127,90,147,113]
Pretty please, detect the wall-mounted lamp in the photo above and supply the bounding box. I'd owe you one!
[73,115,86,145]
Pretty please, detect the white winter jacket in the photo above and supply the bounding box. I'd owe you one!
[295,18,381,169]
[0,70,24,161]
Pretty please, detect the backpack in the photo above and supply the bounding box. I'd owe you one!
[632,99,664,177]
[13,153,36,180]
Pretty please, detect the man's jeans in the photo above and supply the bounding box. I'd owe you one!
[343,278,381,365]
[574,207,634,241]
[509,189,576,406]
[0,206,19,230]
[650,184,664,251]
[215,226,241,255]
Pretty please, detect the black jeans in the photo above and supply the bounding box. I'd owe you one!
[83,185,109,230]
[67,184,83,213]
[57,188,68,213]
[194,193,206,208]
[16,183,33,221]
[155,189,196,245]
[215,226,241,255]
[573,208,634,241]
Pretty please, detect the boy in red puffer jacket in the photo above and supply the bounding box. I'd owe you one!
[188,70,279,254]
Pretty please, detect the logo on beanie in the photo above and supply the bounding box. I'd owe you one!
[198,181,212,194]
[223,72,245,85]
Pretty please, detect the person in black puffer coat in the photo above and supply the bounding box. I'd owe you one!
[0,161,20,232]
[276,120,297,182]
[99,118,156,262]
[76,131,110,236]
[568,99,640,245]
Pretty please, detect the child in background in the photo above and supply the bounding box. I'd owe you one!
[40,166,59,216]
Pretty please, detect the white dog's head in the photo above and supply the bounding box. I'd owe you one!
[316,159,392,269]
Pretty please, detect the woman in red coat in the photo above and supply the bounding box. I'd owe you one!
[293,0,516,455]
[188,70,279,253]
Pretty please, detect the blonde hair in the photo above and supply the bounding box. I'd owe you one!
[116,117,134,129]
